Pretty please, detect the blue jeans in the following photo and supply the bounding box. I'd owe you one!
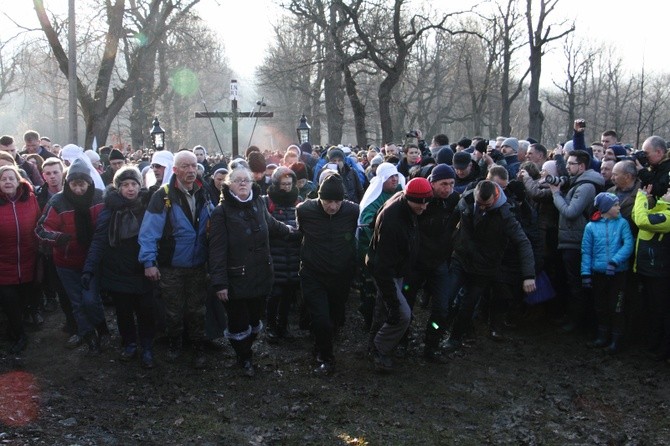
[56,267,106,338]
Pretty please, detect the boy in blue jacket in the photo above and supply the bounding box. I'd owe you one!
[581,192,634,353]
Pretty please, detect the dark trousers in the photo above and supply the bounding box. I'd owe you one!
[640,275,670,355]
[561,248,594,328]
[266,282,299,329]
[0,283,31,340]
[443,259,493,341]
[300,268,351,361]
[592,272,626,334]
[45,259,76,333]
[110,290,156,348]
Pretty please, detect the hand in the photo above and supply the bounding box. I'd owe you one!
[216,289,229,302]
[573,119,585,132]
[55,233,71,247]
[554,145,564,157]
[548,184,560,193]
[415,129,423,140]
[518,170,529,180]
[641,184,653,195]
[81,272,93,290]
[145,266,160,282]
[522,279,536,294]
[606,262,617,276]
[582,276,592,289]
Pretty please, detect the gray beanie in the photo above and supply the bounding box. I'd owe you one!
[502,137,519,153]
[113,165,143,189]
[66,158,93,184]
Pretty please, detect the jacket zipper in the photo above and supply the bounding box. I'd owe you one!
[11,201,22,282]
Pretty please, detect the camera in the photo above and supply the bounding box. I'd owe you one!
[544,175,568,186]
[405,130,418,138]
[620,151,649,167]
[577,120,586,129]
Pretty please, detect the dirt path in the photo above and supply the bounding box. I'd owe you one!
[1,302,669,445]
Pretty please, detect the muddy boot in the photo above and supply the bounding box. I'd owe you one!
[141,339,155,369]
[587,326,609,348]
[266,323,280,344]
[424,321,447,364]
[85,332,101,355]
[167,336,183,362]
[604,332,623,355]
[192,342,207,369]
[96,322,111,352]
[120,343,138,362]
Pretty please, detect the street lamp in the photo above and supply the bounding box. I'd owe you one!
[150,116,165,151]
[296,114,311,144]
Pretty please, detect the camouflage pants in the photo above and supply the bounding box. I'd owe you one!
[160,265,207,342]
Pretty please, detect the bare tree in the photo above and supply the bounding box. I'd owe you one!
[34,0,201,147]
[525,0,574,142]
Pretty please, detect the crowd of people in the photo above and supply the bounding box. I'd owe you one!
[0,120,669,376]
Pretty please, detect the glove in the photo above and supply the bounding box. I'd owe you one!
[606,262,617,276]
[55,233,71,247]
[386,301,401,326]
[582,275,592,289]
[81,272,93,291]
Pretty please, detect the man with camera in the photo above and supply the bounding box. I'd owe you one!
[637,135,670,201]
[550,149,605,333]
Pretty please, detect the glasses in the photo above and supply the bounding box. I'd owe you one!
[232,178,251,184]
[567,161,579,166]
[151,164,164,169]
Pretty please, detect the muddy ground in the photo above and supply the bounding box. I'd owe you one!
[1,296,669,446]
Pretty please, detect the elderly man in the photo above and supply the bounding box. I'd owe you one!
[139,151,214,369]
[637,135,670,200]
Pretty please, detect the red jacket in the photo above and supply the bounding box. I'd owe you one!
[0,181,41,285]
[35,188,104,269]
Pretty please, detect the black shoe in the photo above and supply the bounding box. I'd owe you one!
[560,322,577,333]
[372,349,393,373]
[203,338,226,351]
[314,361,334,375]
[604,333,623,355]
[65,334,83,349]
[86,333,101,355]
[141,349,155,369]
[167,337,182,362]
[488,330,506,342]
[98,333,111,352]
[266,326,281,344]
[443,338,463,353]
[120,343,138,362]
[8,335,28,355]
[423,348,448,364]
[192,347,207,369]
[43,298,59,313]
[241,360,255,377]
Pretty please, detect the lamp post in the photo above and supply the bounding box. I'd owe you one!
[150,116,165,151]
[296,114,311,144]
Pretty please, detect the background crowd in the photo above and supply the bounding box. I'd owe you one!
[0,120,668,375]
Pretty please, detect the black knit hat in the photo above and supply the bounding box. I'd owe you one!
[318,173,344,201]
[109,148,125,161]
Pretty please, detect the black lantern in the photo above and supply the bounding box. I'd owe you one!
[150,116,165,151]
[296,114,311,144]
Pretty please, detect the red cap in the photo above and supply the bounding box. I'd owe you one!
[405,177,433,203]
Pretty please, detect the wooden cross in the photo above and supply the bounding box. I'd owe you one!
[194,80,273,159]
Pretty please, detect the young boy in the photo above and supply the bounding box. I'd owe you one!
[581,192,634,353]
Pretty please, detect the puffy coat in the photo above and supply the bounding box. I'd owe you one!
[262,185,302,285]
[209,183,291,299]
[553,169,605,250]
[138,176,213,268]
[0,181,40,284]
[632,190,670,277]
[581,214,634,276]
[84,188,152,294]
[35,188,104,269]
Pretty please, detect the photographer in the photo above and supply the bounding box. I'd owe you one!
[550,150,605,333]
[637,136,670,200]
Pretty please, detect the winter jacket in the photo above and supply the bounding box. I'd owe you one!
[313,155,366,188]
[366,192,421,297]
[84,188,152,294]
[296,197,359,275]
[452,184,535,279]
[35,188,104,269]
[209,183,291,299]
[608,181,640,236]
[138,176,213,269]
[416,191,461,268]
[637,156,670,199]
[262,185,302,285]
[552,169,605,250]
[0,181,40,285]
[632,190,670,277]
[581,215,634,276]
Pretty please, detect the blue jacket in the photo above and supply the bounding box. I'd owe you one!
[138,177,214,268]
[581,214,634,275]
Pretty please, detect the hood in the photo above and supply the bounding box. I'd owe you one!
[574,169,605,187]
[489,182,507,211]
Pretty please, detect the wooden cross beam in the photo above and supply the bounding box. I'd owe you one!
[194,80,273,159]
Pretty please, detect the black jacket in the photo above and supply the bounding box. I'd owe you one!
[366,192,420,300]
[638,157,670,199]
[416,192,460,267]
[209,183,291,299]
[263,185,302,285]
[296,198,359,275]
[452,185,535,279]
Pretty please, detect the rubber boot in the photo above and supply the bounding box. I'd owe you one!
[587,326,609,348]
[604,332,623,355]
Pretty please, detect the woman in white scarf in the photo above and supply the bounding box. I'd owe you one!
[357,162,405,226]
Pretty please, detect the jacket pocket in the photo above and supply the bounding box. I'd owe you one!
[227,265,246,277]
